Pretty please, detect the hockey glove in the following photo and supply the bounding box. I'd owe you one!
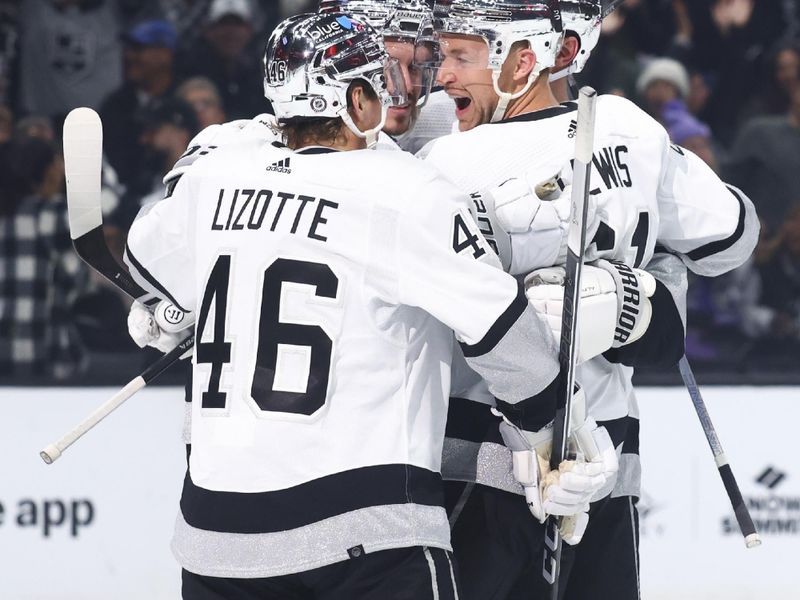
[128,301,194,357]
[593,259,656,348]
[495,387,618,545]
[525,262,657,362]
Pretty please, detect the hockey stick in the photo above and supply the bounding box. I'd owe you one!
[40,335,194,464]
[678,356,761,549]
[543,87,598,599]
[602,0,625,19]
[40,107,194,464]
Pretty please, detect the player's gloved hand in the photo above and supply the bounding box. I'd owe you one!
[525,261,657,362]
[495,387,618,545]
[593,259,656,348]
[127,300,194,357]
[525,265,618,364]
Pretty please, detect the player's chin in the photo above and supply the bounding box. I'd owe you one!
[385,106,413,135]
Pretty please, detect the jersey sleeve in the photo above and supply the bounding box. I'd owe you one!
[123,174,196,314]
[656,144,759,277]
[387,174,560,429]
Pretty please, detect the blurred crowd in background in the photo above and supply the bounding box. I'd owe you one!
[0,0,798,385]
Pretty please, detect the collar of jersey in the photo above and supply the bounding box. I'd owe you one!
[270,141,340,155]
[496,101,578,125]
[295,146,341,155]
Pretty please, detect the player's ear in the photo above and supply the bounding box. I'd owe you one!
[556,34,581,71]
[503,41,536,89]
[347,80,381,130]
[514,46,537,82]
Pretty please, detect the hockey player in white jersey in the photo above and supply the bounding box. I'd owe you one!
[156,0,438,171]
[318,0,439,146]
[123,11,616,599]
[418,1,760,598]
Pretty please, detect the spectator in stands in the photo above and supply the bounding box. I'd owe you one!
[176,76,226,129]
[754,43,800,118]
[109,98,199,232]
[685,0,785,146]
[0,136,90,380]
[18,0,122,122]
[637,57,717,170]
[756,202,800,342]
[15,115,55,143]
[100,19,178,196]
[176,0,266,120]
[118,0,214,44]
[724,85,800,236]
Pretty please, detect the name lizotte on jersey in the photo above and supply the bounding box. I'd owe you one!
[210,187,339,242]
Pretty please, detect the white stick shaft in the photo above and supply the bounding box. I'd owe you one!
[40,377,145,464]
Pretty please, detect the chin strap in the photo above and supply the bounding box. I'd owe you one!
[491,62,549,123]
[340,105,388,149]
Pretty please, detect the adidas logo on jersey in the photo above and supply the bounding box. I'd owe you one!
[568,120,578,139]
[267,158,292,174]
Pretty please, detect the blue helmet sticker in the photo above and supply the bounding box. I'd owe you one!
[336,15,353,30]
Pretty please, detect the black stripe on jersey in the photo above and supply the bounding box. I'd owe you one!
[686,187,745,261]
[295,147,339,155]
[460,282,528,358]
[164,174,182,199]
[603,279,685,368]
[180,464,444,534]
[497,102,577,125]
[125,243,189,313]
[494,372,559,432]
[599,415,640,456]
[445,398,500,443]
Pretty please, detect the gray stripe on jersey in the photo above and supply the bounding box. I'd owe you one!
[441,438,522,495]
[611,453,642,499]
[172,503,451,578]
[443,439,641,500]
[465,305,559,404]
[182,402,191,445]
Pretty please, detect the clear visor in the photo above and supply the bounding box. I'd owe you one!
[433,33,491,74]
[382,57,410,107]
[412,39,439,107]
[323,40,409,108]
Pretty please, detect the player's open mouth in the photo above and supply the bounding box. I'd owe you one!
[454,96,472,115]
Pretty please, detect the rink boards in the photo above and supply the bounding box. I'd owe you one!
[0,386,797,600]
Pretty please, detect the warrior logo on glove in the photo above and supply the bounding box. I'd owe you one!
[158,303,187,327]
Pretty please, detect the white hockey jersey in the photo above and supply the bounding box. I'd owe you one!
[423,95,759,500]
[164,114,401,192]
[124,138,560,578]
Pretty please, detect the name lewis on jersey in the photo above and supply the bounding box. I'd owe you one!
[578,144,634,195]
[210,187,339,242]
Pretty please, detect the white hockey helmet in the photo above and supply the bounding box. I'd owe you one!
[556,0,601,77]
[263,12,408,147]
[436,0,564,121]
[319,1,438,106]
[319,0,432,41]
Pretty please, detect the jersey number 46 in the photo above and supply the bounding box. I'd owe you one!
[196,255,338,416]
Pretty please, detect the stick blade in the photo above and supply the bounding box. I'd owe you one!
[63,107,103,240]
